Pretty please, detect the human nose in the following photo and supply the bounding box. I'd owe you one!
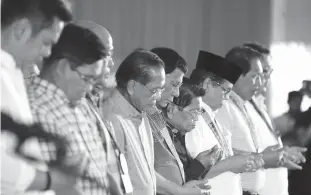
[172,87,180,97]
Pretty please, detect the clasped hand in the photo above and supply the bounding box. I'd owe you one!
[261,144,307,170]
[195,145,223,169]
[228,153,264,173]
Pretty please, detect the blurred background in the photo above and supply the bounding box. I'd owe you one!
[73,0,311,117]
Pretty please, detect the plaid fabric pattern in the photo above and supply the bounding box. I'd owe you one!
[28,77,110,195]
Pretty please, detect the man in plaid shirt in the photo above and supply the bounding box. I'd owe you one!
[28,22,123,195]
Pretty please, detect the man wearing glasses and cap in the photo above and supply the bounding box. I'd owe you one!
[186,50,265,195]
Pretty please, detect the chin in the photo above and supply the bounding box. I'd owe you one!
[187,125,197,132]
[158,100,168,108]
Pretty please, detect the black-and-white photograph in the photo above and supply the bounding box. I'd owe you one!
[1,0,310,195]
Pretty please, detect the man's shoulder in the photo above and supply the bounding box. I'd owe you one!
[28,92,72,124]
[1,50,16,69]
[28,92,60,113]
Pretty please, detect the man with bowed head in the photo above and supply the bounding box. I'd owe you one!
[1,0,73,194]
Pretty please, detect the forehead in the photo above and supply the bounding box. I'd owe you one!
[146,67,165,86]
[105,36,114,51]
[261,55,272,69]
[249,58,263,74]
[185,97,202,110]
[38,18,64,36]
[166,68,184,82]
[77,59,104,75]
[220,80,233,89]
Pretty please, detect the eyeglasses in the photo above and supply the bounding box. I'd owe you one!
[171,81,183,90]
[262,68,273,78]
[136,81,165,95]
[184,109,205,120]
[168,101,204,119]
[74,69,98,85]
[211,81,231,96]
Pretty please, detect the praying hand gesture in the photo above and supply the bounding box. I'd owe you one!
[282,146,307,170]
[261,144,307,170]
[195,145,223,169]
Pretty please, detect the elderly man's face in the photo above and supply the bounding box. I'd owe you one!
[158,68,184,108]
[130,68,166,111]
[169,97,203,134]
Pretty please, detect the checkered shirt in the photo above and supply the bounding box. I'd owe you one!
[27,77,110,195]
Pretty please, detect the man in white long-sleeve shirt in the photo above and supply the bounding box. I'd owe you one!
[186,50,264,195]
[216,46,307,195]
[1,0,74,194]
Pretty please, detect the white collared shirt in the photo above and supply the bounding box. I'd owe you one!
[246,100,289,195]
[216,92,265,193]
[186,102,242,195]
[1,49,50,195]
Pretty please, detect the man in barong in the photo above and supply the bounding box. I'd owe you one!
[186,50,265,195]
[216,46,307,195]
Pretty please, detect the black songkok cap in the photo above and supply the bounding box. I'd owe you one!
[196,50,243,84]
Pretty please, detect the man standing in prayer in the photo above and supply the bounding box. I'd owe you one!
[101,49,166,195]
[1,0,73,194]
[148,47,214,195]
[187,50,265,195]
[28,23,122,194]
[216,46,307,195]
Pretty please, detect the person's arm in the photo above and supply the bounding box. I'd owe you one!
[156,172,209,195]
[234,145,283,169]
[156,172,184,195]
[232,148,252,155]
[1,148,45,192]
[1,145,76,193]
[184,159,207,181]
[185,145,222,181]
[206,154,265,179]
[205,158,232,179]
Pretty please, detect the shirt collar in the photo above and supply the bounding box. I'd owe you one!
[166,122,182,139]
[31,76,71,105]
[230,91,246,106]
[1,49,17,71]
[202,102,215,120]
[111,90,143,120]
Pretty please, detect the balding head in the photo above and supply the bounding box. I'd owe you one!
[75,20,115,91]
[75,20,113,53]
